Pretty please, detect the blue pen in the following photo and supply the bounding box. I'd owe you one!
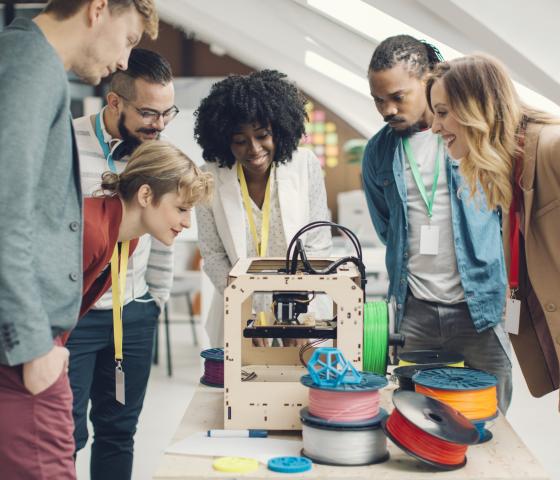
[207,429,268,438]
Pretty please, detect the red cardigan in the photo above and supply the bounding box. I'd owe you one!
[80,196,138,318]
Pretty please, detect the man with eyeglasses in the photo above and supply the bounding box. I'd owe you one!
[69,48,177,480]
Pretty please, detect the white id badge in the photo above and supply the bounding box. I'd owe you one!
[115,367,126,405]
[505,298,521,335]
[419,225,439,255]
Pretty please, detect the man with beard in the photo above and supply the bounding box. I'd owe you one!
[362,35,512,413]
[69,48,177,480]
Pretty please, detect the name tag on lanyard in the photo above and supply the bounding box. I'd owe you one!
[115,364,126,404]
[506,121,526,336]
[505,297,521,334]
[419,224,439,255]
[403,136,442,256]
[111,241,130,405]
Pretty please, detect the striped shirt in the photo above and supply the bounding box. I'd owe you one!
[73,110,173,309]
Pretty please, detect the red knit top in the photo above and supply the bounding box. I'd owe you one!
[80,196,138,318]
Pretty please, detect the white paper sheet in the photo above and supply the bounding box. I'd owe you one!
[165,432,302,463]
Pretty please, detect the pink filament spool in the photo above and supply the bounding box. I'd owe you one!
[308,388,380,423]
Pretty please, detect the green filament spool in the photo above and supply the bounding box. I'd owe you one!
[363,301,388,375]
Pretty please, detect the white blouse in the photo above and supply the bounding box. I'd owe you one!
[197,153,331,295]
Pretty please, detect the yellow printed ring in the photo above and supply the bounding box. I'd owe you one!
[213,456,259,473]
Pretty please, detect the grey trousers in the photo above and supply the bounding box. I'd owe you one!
[399,294,513,414]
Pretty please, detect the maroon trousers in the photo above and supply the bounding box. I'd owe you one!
[0,361,75,479]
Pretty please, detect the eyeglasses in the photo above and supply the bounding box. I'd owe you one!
[116,93,179,125]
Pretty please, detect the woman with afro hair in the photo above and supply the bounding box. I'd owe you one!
[194,69,332,347]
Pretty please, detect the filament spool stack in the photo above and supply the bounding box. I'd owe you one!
[300,348,389,466]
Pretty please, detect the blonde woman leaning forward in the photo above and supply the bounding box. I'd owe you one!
[81,140,212,318]
[427,53,560,404]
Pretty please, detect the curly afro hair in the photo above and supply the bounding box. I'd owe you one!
[194,69,308,168]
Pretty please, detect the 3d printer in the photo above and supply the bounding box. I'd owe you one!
[223,221,403,430]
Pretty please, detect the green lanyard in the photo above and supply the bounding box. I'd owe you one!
[402,136,442,218]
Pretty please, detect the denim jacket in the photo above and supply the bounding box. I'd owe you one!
[361,125,506,332]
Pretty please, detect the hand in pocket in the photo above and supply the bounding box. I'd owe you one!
[23,345,69,395]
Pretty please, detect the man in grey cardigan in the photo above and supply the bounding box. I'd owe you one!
[0,1,157,478]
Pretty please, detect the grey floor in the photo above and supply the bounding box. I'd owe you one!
[76,322,560,480]
[75,321,202,480]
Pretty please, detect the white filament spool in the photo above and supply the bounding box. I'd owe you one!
[301,415,389,466]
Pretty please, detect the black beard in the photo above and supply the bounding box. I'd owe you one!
[391,121,430,138]
[115,113,143,159]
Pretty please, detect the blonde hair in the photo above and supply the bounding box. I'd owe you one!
[426,53,558,210]
[100,141,213,207]
[128,0,158,40]
[45,0,158,40]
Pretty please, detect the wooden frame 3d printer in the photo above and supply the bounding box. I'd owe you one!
[223,221,404,430]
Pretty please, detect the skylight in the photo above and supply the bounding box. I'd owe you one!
[307,0,461,60]
[305,51,370,97]
[305,0,560,114]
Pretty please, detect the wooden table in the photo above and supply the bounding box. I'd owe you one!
[153,387,549,480]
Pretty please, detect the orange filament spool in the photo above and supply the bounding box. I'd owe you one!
[415,385,497,420]
[412,368,498,422]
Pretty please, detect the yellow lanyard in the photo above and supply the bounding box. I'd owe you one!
[110,241,129,362]
[237,163,273,257]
